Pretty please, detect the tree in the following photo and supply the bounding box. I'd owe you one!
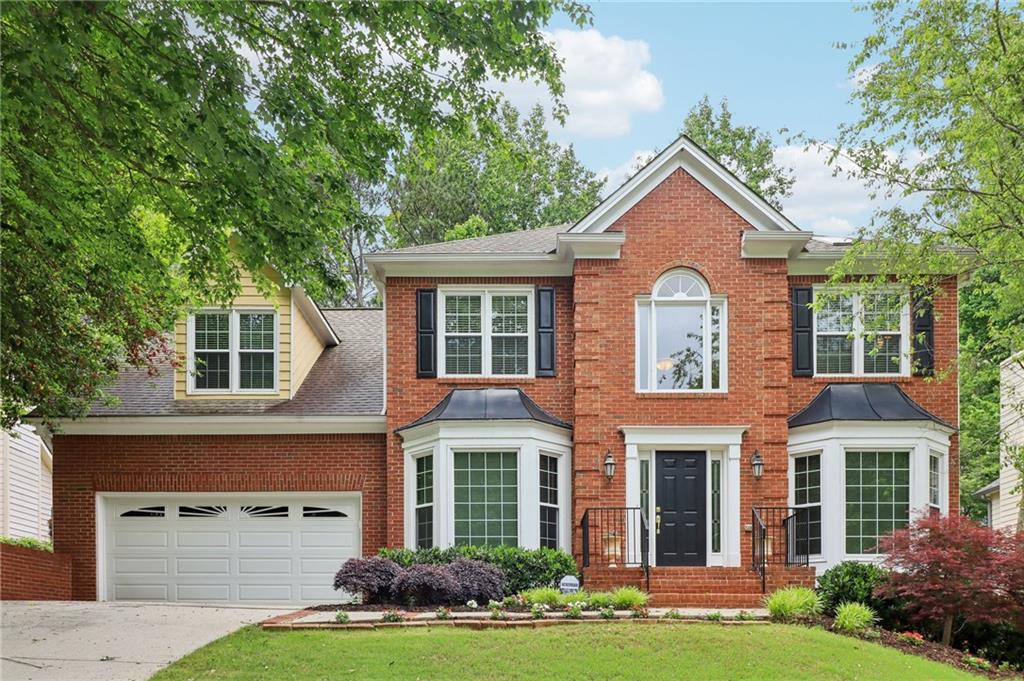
[681,96,794,210]
[815,1,1024,514]
[1,1,589,428]
[878,514,1024,645]
[387,103,605,246]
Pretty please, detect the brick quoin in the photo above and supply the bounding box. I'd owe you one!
[52,433,386,600]
[0,544,72,600]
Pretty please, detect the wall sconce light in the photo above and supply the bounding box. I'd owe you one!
[750,449,764,480]
[603,450,616,481]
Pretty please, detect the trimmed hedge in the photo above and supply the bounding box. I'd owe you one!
[379,545,577,595]
[334,556,506,606]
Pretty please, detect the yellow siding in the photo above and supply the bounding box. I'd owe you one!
[291,299,326,396]
[174,272,292,400]
[996,356,1024,531]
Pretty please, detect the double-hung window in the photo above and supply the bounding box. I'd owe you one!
[793,454,822,557]
[539,454,559,549]
[440,289,533,377]
[636,269,727,392]
[928,452,941,514]
[415,455,434,549]
[814,289,908,376]
[189,310,277,393]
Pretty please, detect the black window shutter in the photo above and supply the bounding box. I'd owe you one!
[416,288,437,378]
[912,287,935,377]
[536,286,556,377]
[792,286,814,376]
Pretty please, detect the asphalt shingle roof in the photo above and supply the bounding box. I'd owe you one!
[85,308,383,417]
[378,224,569,256]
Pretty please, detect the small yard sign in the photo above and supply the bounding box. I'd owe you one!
[559,575,580,594]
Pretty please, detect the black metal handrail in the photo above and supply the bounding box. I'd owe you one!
[581,507,649,591]
[751,506,812,592]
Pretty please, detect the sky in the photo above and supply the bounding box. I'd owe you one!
[500,2,886,237]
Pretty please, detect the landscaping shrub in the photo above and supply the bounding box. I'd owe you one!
[379,545,576,594]
[586,591,613,609]
[392,564,458,606]
[445,558,505,604]
[816,560,904,628]
[0,536,53,552]
[954,620,1024,670]
[833,601,876,633]
[520,586,561,606]
[557,590,589,607]
[333,557,403,604]
[764,586,822,622]
[610,586,649,609]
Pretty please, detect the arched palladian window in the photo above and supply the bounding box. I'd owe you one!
[636,269,727,391]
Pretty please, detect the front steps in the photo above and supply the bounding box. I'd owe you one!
[582,565,816,609]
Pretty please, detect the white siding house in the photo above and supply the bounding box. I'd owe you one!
[0,424,53,540]
[990,353,1024,531]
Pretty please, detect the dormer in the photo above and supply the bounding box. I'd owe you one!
[174,268,339,400]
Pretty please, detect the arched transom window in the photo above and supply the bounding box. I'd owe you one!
[636,269,727,392]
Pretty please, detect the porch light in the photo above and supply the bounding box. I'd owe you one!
[603,450,616,481]
[750,450,764,480]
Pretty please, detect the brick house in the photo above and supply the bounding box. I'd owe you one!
[40,136,959,607]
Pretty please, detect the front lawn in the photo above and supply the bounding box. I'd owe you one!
[151,623,980,680]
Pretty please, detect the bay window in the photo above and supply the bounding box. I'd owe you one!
[793,454,822,557]
[539,453,559,549]
[189,309,277,393]
[453,451,518,547]
[636,269,727,392]
[439,288,534,378]
[814,289,908,376]
[845,451,911,554]
[415,455,434,549]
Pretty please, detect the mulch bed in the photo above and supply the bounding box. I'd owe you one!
[310,603,510,613]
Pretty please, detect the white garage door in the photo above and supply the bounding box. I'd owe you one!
[102,495,360,604]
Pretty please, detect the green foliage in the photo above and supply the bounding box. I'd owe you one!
[961,655,991,672]
[682,96,795,210]
[562,602,584,619]
[0,1,588,428]
[557,590,590,607]
[598,607,616,620]
[378,545,577,595]
[334,611,351,624]
[764,586,823,622]
[736,610,756,621]
[661,609,683,620]
[387,103,605,247]
[0,536,53,552]
[706,611,723,622]
[833,602,877,633]
[816,561,889,615]
[587,592,613,609]
[610,586,650,609]
[380,609,405,624]
[520,586,562,607]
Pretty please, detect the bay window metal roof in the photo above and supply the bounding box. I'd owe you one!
[396,388,571,432]
[788,383,953,430]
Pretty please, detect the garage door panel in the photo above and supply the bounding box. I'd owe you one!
[105,496,359,605]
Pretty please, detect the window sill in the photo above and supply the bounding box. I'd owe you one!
[636,391,729,399]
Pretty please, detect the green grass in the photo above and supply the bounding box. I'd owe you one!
[150,623,979,681]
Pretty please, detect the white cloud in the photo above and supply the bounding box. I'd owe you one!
[597,149,656,196]
[775,145,878,236]
[849,63,880,90]
[501,29,664,139]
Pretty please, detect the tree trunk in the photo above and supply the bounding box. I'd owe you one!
[942,614,954,646]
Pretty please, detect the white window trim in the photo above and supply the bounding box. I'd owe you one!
[401,422,571,551]
[788,451,824,562]
[788,422,951,571]
[413,452,435,549]
[538,451,561,549]
[437,286,536,379]
[634,293,729,393]
[812,286,910,377]
[186,309,279,395]
[928,450,945,511]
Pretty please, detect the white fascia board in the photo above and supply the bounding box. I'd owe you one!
[363,253,571,280]
[291,287,340,346]
[570,136,802,234]
[787,253,883,276]
[555,232,625,260]
[619,425,749,447]
[398,419,573,450]
[46,415,387,436]
[787,420,955,448]
[741,231,812,259]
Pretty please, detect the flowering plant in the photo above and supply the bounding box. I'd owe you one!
[435,607,452,620]
[334,611,351,624]
[380,609,406,623]
[530,602,549,619]
[564,602,585,619]
[599,607,616,620]
[896,631,925,646]
[466,599,478,609]
[629,605,649,619]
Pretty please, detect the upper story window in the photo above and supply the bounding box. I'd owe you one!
[439,287,534,378]
[814,288,909,376]
[636,269,727,392]
[188,310,278,393]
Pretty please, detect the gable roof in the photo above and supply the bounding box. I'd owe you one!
[56,309,384,419]
[570,135,803,234]
[788,383,953,430]
[380,224,568,256]
[396,388,571,433]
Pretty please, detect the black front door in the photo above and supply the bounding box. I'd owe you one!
[655,452,706,566]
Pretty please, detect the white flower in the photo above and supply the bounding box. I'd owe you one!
[466,600,478,609]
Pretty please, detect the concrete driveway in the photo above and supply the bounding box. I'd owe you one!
[1,601,292,681]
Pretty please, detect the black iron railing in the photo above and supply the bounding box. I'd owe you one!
[751,506,812,592]
[581,507,649,591]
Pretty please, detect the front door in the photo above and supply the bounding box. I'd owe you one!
[655,452,706,566]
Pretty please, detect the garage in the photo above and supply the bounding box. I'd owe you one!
[100,494,360,604]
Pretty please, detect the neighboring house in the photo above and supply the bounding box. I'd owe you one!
[978,352,1024,531]
[36,135,960,607]
[1,424,53,541]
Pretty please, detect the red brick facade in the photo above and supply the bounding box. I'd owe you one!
[51,433,386,600]
[0,544,72,600]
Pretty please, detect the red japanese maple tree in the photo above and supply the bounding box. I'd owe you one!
[877,514,1024,645]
